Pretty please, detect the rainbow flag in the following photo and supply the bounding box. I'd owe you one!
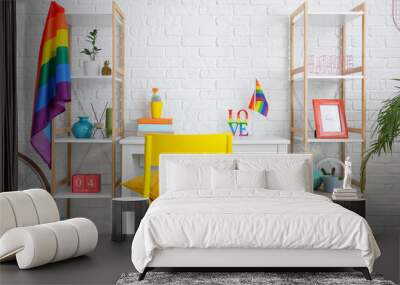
[248,79,269,117]
[31,1,71,168]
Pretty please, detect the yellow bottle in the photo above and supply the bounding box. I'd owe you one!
[150,88,163,118]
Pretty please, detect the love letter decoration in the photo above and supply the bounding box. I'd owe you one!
[228,109,249,136]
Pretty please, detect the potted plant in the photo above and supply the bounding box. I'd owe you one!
[315,157,345,192]
[320,167,342,193]
[81,29,101,76]
[361,80,400,191]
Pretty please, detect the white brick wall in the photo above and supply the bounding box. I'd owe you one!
[17,0,400,233]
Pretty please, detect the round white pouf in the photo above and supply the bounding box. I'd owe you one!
[0,225,57,268]
[66,218,98,257]
[0,218,98,269]
[0,196,17,237]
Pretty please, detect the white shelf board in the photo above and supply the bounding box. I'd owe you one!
[67,13,111,26]
[54,186,112,199]
[294,12,363,26]
[293,75,364,81]
[55,136,120,144]
[233,135,290,145]
[71,75,121,82]
[119,135,290,145]
[294,135,363,143]
[71,75,111,80]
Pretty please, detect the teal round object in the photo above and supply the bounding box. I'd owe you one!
[313,167,323,190]
[72,116,93,138]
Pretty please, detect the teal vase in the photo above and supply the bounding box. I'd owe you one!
[72,116,93,138]
[313,167,323,190]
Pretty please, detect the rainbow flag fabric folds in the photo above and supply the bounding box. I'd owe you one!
[248,79,269,117]
[31,1,71,168]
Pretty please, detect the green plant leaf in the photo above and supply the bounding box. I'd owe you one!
[361,90,400,191]
[80,48,92,56]
[81,29,100,60]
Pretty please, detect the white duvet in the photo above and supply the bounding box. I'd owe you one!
[131,189,380,273]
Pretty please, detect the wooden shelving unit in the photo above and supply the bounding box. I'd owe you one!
[289,1,367,189]
[51,1,125,205]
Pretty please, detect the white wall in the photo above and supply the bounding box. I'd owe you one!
[17,0,400,234]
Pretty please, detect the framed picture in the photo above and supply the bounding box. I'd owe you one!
[312,99,348,139]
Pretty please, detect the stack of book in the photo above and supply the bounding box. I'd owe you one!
[136,118,173,136]
[332,188,362,200]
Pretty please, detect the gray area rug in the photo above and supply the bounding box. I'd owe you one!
[116,272,396,285]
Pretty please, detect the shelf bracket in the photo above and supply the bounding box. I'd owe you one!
[343,66,362,75]
[291,2,306,19]
[57,177,69,187]
[349,127,362,134]
[291,128,304,133]
[351,2,366,13]
[291,66,304,76]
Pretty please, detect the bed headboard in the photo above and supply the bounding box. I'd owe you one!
[159,153,313,195]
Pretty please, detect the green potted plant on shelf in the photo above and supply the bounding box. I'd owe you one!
[81,28,101,76]
[361,79,400,191]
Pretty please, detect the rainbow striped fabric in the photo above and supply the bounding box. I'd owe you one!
[248,79,269,117]
[31,1,70,168]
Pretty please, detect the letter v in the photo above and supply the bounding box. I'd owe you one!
[228,122,239,136]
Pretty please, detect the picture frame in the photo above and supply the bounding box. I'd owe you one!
[312,99,348,139]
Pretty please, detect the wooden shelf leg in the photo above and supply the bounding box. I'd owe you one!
[303,0,309,152]
[290,15,295,153]
[51,120,56,195]
[340,24,347,163]
[361,4,367,191]
[112,141,116,198]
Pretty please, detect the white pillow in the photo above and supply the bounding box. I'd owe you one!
[266,165,307,192]
[237,159,308,192]
[167,163,212,191]
[212,168,237,190]
[236,169,267,189]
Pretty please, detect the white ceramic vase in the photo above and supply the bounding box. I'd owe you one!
[83,61,98,76]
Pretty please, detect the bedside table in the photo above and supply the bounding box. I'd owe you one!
[112,197,149,242]
[314,191,366,218]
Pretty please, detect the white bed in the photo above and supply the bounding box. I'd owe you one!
[131,153,380,280]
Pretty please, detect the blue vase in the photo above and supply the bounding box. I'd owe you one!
[322,176,341,193]
[72,116,93,138]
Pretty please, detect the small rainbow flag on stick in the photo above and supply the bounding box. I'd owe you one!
[31,1,71,168]
[248,79,269,117]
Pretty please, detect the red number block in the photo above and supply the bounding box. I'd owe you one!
[72,175,85,192]
[85,174,101,193]
[72,174,101,193]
